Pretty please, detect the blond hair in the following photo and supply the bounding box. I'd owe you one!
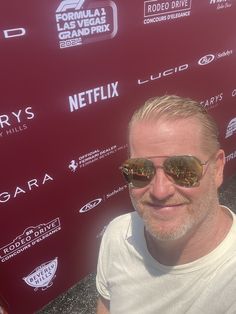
[129,95,220,154]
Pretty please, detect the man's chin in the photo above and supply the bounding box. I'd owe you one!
[144,221,192,242]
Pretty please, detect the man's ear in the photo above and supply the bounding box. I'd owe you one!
[214,149,225,188]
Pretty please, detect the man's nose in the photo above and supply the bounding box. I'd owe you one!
[149,168,176,200]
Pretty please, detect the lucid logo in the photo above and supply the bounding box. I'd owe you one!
[138,64,188,85]
[2,28,26,39]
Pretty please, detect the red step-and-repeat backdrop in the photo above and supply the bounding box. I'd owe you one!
[0,0,236,313]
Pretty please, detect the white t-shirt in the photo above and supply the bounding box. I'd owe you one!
[96,207,236,314]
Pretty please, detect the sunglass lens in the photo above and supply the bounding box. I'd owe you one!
[164,156,203,187]
[121,158,155,188]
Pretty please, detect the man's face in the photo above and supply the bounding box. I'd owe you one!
[129,118,224,241]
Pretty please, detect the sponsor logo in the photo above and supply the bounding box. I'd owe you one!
[69,81,119,112]
[23,257,58,291]
[0,106,35,138]
[198,50,233,66]
[198,54,215,66]
[0,218,61,263]
[216,50,233,58]
[226,150,236,163]
[69,144,127,170]
[138,64,188,85]
[69,160,79,172]
[78,184,127,213]
[143,0,192,24]
[225,118,236,139]
[106,184,128,199]
[55,0,118,49]
[209,0,232,10]
[0,173,54,204]
[200,93,223,110]
[232,89,236,97]
[137,50,233,86]
[1,28,26,39]
[79,198,102,213]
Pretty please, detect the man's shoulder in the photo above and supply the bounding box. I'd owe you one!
[106,211,135,230]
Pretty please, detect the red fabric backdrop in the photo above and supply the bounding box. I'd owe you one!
[0,0,236,312]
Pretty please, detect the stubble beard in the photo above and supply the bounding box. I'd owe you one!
[130,180,219,242]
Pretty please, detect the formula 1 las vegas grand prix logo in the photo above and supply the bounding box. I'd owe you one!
[55,0,118,49]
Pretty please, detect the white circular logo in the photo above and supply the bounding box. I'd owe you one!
[198,54,215,66]
[79,198,102,213]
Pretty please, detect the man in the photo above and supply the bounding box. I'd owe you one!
[0,305,7,314]
[96,95,236,313]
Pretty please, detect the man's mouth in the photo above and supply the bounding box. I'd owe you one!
[145,202,188,217]
[147,202,186,209]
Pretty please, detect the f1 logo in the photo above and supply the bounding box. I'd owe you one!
[3,28,26,39]
[56,0,85,12]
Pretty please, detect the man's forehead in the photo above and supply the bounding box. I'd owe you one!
[129,117,202,137]
[129,118,204,155]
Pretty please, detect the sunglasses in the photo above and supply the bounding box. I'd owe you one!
[120,155,213,188]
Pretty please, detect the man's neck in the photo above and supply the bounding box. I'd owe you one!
[145,206,233,266]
